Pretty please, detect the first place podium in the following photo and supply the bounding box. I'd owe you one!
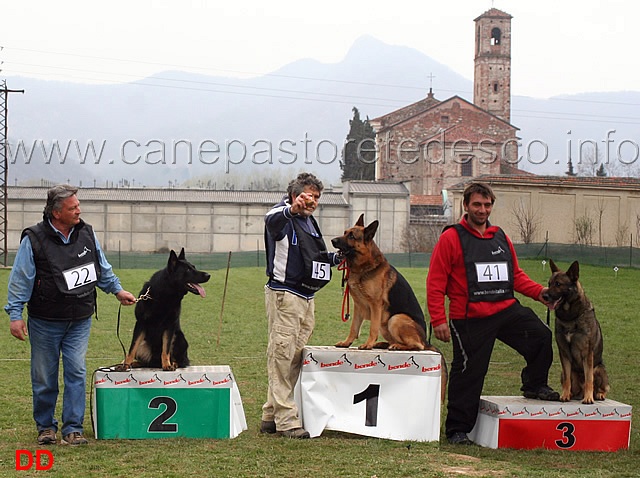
[295,346,443,442]
[93,365,247,439]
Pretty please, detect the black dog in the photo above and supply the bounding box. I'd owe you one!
[117,248,210,371]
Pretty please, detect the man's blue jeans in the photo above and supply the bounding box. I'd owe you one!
[27,316,92,436]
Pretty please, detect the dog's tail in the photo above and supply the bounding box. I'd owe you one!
[425,344,448,403]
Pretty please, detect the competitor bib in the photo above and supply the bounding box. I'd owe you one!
[475,262,510,283]
[62,262,98,291]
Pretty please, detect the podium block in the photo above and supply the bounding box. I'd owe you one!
[469,396,632,451]
[295,346,443,442]
[93,365,247,439]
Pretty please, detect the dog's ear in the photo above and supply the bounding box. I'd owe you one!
[364,220,379,242]
[549,259,559,272]
[178,248,185,260]
[355,214,364,227]
[567,261,580,282]
[168,249,178,270]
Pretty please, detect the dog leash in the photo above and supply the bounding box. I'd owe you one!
[217,252,232,348]
[89,287,152,437]
[338,259,350,322]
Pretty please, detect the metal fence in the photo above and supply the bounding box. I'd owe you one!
[103,244,640,270]
[513,242,640,268]
[4,243,639,270]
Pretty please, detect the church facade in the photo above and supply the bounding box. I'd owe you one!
[370,8,521,203]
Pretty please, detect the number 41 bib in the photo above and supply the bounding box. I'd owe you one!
[454,224,514,303]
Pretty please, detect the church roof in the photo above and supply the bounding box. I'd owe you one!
[474,8,513,21]
[370,93,440,129]
[373,95,518,134]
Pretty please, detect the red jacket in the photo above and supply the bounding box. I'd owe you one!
[427,216,543,328]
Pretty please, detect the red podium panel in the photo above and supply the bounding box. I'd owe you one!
[469,396,632,451]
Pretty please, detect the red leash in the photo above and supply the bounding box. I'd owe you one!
[338,259,350,322]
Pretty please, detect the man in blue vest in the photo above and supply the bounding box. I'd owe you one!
[260,173,341,438]
[427,182,558,445]
[6,184,136,445]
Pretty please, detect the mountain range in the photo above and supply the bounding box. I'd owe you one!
[5,35,640,188]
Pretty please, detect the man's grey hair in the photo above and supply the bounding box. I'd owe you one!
[43,184,78,220]
[286,172,323,201]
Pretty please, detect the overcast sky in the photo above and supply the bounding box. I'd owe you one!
[1,0,636,98]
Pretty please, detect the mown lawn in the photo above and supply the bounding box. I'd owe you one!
[0,260,637,477]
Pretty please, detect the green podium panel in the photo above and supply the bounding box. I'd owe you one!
[93,365,246,439]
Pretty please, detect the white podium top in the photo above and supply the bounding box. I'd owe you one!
[302,345,442,377]
[478,395,632,421]
[94,365,235,389]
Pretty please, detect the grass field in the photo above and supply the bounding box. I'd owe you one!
[0,260,637,477]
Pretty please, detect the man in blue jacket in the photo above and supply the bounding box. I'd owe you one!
[6,184,136,445]
[260,173,340,438]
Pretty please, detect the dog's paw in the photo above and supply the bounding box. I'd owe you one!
[162,363,178,371]
[334,341,352,348]
[358,343,373,350]
[582,396,595,405]
[114,363,131,372]
[559,393,571,402]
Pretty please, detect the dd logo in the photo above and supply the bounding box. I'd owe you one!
[15,450,53,471]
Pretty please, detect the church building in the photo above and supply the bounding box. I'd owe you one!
[370,8,521,209]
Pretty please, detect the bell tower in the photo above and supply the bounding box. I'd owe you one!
[473,9,512,123]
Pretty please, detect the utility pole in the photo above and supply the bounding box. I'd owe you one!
[0,80,25,266]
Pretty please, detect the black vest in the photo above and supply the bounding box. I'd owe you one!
[291,216,332,296]
[454,224,514,303]
[22,219,101,320]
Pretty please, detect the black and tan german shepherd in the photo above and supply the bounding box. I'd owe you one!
[543,259,610,404]
[331,214,447,399]
[117,248,210,371]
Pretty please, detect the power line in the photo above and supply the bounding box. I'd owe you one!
[5,46,640,123]
[8,45,640,107]
[5,61,415,106]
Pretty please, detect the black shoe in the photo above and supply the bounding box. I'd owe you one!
[259,420,276,434]
[523,385,560,401]
[447,432,473,445]
[278,427,310,439]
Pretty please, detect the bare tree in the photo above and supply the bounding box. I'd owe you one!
[615,222,629,247]
[594,196,606,246]
[576,143,601,177]
[400,223,445,253]
[607,161,640,178]
[574,215,594,245]
[510,199,540,244]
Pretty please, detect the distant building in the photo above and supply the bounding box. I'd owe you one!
[370,8,523,210]
[6,182,411,254]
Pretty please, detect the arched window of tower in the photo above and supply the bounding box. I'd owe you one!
[491,28,501,45]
